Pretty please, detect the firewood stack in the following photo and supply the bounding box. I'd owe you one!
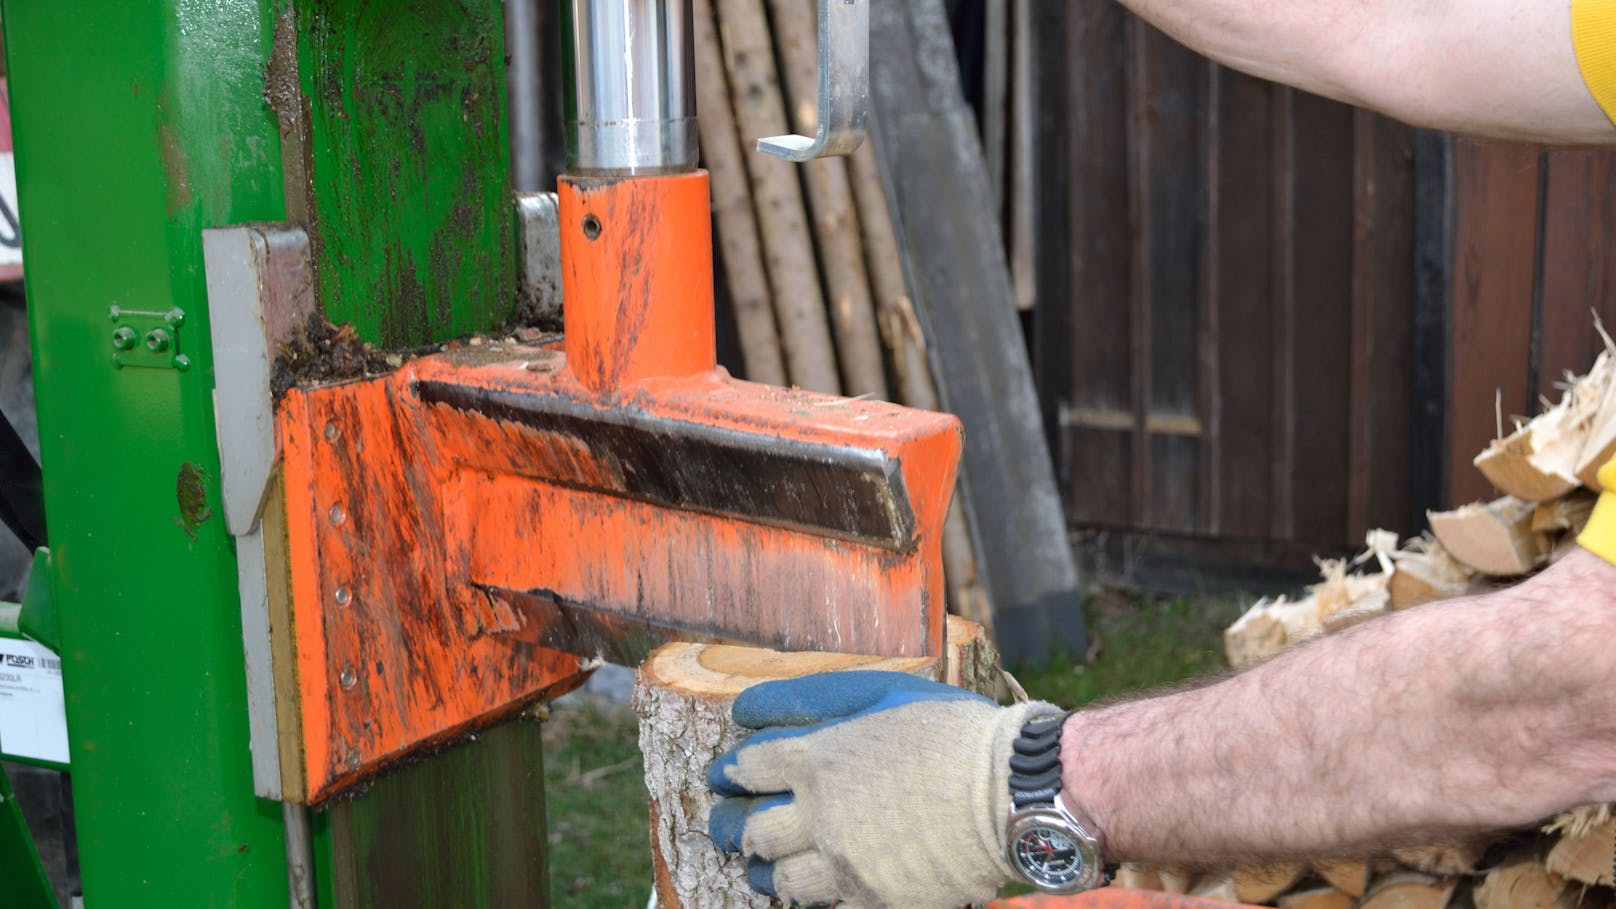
[1179,350,1616,907]
[692,0,994,633]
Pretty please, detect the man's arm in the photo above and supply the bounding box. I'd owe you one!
[1116,0,1615,143]
[1064,547,1616,864]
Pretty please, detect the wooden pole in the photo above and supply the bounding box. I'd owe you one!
[714,0,841,394]
[693,0,788,387]
[767,0,889,399]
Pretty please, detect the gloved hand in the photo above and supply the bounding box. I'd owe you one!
[706,670,1060,909]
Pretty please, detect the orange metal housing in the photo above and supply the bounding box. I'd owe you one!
[273,172,963,802]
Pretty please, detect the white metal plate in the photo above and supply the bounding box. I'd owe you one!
[0,636,68,764]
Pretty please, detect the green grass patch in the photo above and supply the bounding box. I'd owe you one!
[542,695,650,908]
[1013,589,1247,708]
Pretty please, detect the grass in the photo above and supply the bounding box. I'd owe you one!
[542,694,652,908]
[540,588,1253,907]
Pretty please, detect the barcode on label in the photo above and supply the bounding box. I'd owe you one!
[41,657,60,672]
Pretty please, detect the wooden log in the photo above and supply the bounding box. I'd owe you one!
[1473,855,1568,909]
[692,0,788,387]
[1530,492,1596,535]
[1388,537,1477,609]
[1474,349,1609,498]
[715,0,841,394]
[1278,886,1356,909]
[1192,871,1241,903]
[767,0,889,400]
[1314,858,1373,898]
[1357,872,1459,909]
[1393,840,1489,876]
[1233,863,1307,904]
[634,620,998,908]
[1427,496,1547,577]
[1544,817,1615,886]
[1224,595,1322,670]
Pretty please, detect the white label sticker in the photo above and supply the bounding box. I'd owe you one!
[0,151,21,268]
[0,638,68,764]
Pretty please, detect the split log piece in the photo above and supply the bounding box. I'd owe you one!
[1427,496,1547,577]
[1191,871,1241,903]
[1112,864,1167,891]
[1388,538,1478,609]
[1545,817,1615,886]
[1233,863,1308,904]
[1224,595,1323,670]
[1356,872,1458,909]
[1277,886,1356,909]
[766,0,889,400]
[1571,351,1616,489]
[1314,858,1372,898]
[1476,351,1610,500]
[1473,854,1568,909]
[1312,561,1389,633]
[1531,492,1597,535]
[634,620,997,908]
[715,0,841,394]
[1392,840,1489,876]
[692,0,787,387]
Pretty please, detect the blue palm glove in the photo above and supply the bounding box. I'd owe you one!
[707,671,1058,909]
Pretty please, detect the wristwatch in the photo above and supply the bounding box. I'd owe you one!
[1004,711,1106,894]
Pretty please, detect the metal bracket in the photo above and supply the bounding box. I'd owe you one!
[108,306,189,371]
[756,0,867,161]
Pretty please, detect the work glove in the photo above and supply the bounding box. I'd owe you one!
[706,670,1060,909]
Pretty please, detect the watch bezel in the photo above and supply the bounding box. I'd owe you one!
[1004,800,1105,894]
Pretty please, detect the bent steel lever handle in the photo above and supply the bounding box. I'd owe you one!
[756,0,867,161]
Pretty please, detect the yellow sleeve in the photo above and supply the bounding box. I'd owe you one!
[1574,0,1616,125]
[1577,457,1616,563]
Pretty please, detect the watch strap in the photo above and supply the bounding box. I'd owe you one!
[1008,711,1069,810]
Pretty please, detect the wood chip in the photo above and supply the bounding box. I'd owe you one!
[1428,496,1546,577]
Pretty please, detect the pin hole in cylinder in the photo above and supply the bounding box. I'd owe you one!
[582,213,603,241]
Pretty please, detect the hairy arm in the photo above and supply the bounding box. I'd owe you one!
[1115,0,1614,143]
[1062,547,1616,863]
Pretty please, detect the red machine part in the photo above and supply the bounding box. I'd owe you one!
[273,171,963,802]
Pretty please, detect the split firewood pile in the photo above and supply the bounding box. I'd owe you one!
[693,0,994,632]
[1137,351,1616,907]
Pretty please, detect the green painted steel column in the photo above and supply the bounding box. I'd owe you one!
[0,0,292,903]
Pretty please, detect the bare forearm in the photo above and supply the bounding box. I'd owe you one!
[1062,548,1616,864]
[1113,0,1614,143]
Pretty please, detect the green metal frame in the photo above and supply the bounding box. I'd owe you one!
[0,1,543,904]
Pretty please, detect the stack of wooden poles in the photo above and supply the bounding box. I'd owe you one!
[693,0,994,631]
[1199,345,1616,909]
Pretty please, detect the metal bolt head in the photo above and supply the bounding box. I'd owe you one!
[324,422,341,442]
[346,747,362,770]
[328,504,346,525]
[334,585,352,607]
[339,665,357,689]
[144,328,172,353]
[111,326,139,351]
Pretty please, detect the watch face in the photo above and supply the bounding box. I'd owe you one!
[1010,823,1087,887]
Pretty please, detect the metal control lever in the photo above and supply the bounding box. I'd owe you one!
[757,0,867,161]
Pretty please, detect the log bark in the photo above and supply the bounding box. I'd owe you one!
[715,0,841,394]
[635,620,998,908]
[693,0,787,387]
[767,0,889,400]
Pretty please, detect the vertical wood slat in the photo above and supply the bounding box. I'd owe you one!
[1206,67,1275,539]
[1448,140,1541,506]
[1065,1,1133,528]
[1347,111,1416,536]
[1287,92,1355,546]
[1270,86,1297,541]
[1132,22,1205,533]
[1538,149,1616,390]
